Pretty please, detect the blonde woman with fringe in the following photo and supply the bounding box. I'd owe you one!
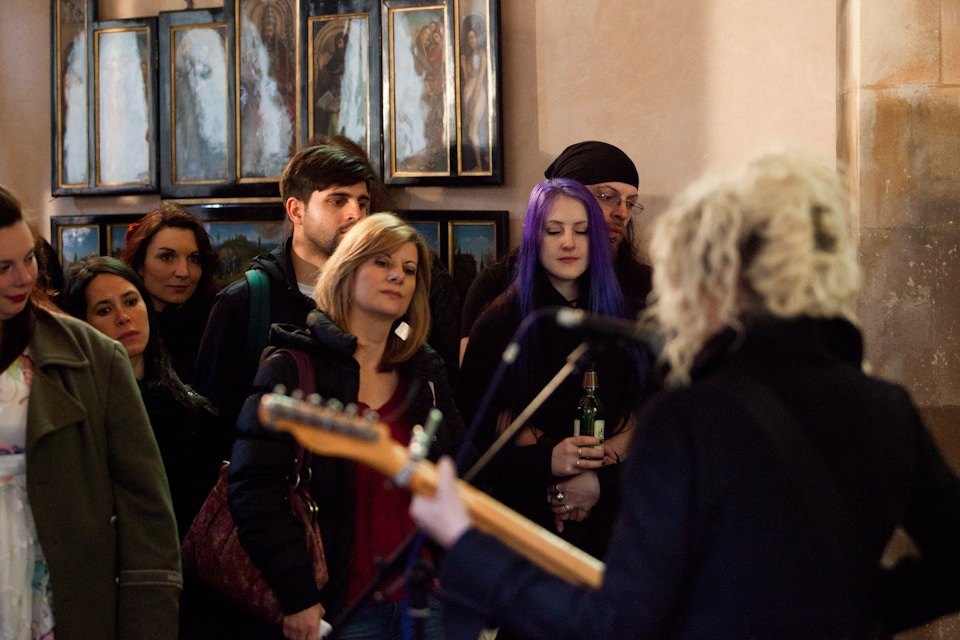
[229,213,467,640]
[410,150,960,640]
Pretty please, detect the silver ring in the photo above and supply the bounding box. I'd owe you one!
[554,483,561,493]
[577,446,582,456]
[555,491,564,501]
[565,504,571,513]
[576,459,580,468]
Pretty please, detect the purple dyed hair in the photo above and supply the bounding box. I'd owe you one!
[515,178,625,319]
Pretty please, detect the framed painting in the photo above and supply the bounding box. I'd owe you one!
[180,202,288,288]
[454,0,501,181]
[52,214,144,271]
[306,0,383,174]
[229,0,303,192]
[52,206,286,289]
[159,9,236,198]
[398,209,507,301]
[381,1,454,184]
[50,0,96,195]
[51,218,101,273]
[381,0,501,186]
[90,18,159,194]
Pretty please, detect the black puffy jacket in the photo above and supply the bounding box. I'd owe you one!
[228,310,468,618]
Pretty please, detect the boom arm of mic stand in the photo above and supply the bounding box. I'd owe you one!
[462,342,591,484]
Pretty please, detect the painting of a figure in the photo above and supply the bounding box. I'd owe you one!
[57,0,90,187]
[96,28,152,185]
[458,4,490,174]
[237,0,297,179]
[173,25,229,183]
[311,15,369,151]
[390,7,449,175]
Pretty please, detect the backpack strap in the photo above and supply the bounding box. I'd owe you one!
[245,269,271,378]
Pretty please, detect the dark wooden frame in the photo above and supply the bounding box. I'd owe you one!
[50,0,97,195]
[398,209,507,301]
[306,0,383,175]
[159,8,236,198]
[89,18,159,194]
[381,0,501,186]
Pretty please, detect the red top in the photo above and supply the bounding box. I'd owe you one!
[346,382,422,604]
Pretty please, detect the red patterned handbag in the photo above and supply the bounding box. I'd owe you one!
[180,349,326,625]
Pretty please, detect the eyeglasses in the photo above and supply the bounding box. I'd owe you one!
[593,192,645,216]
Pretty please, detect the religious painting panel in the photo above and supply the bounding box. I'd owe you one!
[51,0,96,194]
[232,0,302,186]
[91,18,159,194]
[159,9,236,198]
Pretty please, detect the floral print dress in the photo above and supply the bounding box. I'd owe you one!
[0,349,55,640]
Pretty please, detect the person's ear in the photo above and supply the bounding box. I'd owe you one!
[286,197,305,227]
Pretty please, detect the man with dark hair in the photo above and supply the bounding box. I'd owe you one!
[194,144,374,443]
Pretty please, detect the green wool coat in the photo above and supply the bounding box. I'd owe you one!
[24,309,182,639]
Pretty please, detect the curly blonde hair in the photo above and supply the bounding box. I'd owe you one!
[647,149,862,385]
[314,212,432,370]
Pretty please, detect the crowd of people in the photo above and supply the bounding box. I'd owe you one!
[1,139,959,640]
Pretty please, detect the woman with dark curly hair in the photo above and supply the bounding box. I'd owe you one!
[121,203,220,382]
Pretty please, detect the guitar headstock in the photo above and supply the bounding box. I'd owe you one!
[259,390,410,479]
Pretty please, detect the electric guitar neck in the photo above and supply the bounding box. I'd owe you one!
[258,392,605,588]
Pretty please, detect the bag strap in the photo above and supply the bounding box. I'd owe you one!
[245,269,271,379]
[279,348,316,480]
[723,371,858,566]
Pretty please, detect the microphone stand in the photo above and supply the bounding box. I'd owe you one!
[463,341,591,483]
[326,531,432,640]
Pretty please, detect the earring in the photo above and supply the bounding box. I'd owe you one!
[394,321,411,341]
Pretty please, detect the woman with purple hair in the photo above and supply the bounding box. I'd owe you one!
[456,179,650,581]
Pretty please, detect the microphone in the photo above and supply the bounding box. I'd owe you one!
[554,307,653,346]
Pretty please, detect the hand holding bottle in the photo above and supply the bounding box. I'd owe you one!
[551,435,604,476]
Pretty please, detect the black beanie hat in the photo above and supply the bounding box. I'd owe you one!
[544,141,639,188]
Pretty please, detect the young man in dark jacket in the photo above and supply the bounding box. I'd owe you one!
[195,144,461,446]
[194,145,373,444]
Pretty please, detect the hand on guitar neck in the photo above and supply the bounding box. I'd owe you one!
[259,391,606,588]
[409,456,471,548]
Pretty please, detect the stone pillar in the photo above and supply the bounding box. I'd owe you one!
[839,1,960,637]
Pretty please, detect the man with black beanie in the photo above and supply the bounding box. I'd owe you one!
[458,141,653,360]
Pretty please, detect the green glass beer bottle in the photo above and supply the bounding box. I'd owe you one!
[574,364,604,449]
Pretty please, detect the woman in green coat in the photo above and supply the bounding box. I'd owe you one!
[0,184,181,639]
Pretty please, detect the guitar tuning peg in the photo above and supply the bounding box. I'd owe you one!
[343,403,358,417]
[307,393,322,405]
[291,389,304,400]
[273,384,288,395]
[326,398,344,412]
[362,408,379,423]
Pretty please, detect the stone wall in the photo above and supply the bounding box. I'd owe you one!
[840,2,960,637]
